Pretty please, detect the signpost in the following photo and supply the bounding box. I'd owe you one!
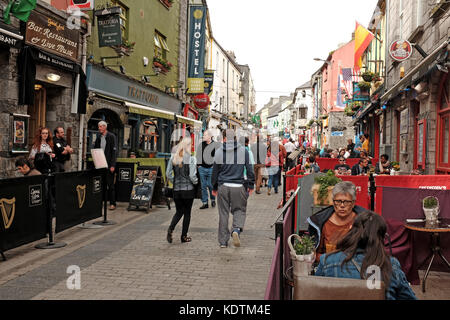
[389,40,413,62]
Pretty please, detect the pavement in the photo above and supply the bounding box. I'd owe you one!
[0,186,448,300]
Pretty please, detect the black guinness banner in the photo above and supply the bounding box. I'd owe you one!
[0,175,48,252]
[55,170,104,233]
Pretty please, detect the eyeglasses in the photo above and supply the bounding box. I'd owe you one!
[333,200,354,206]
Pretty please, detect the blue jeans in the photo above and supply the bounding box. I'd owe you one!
[268,167,280,193]
[198,166,215,204]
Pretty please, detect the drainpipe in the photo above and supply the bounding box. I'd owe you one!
[78,13,92,171]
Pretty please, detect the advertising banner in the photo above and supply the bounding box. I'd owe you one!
[204,70,214,96]
[187,6,207,94]
[115,162,136,202]
[55,170,104,233]
[0,175,48,252]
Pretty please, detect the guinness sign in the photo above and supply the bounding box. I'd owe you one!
[0,198,16,229]
[76,185,86,208]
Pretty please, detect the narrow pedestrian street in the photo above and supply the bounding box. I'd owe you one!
[0,191,282,300]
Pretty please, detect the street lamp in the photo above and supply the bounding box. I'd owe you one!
[313,58,331,66]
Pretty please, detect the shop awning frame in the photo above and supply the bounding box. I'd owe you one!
[125,101,175,120]
[176,115,202,127]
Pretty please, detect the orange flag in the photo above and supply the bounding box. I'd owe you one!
[354,22,375,70]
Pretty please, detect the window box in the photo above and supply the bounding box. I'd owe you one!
[159,0,173,9]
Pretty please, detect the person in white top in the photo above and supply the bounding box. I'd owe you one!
[284,138,296,170]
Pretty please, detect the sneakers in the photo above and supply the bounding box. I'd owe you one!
[267,188,271,196]
[200,203,209,210]
[220,244,228,248]
[211,200,216,208]
[232,229,241,247]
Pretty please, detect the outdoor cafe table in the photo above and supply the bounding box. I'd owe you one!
[404,218,450,293]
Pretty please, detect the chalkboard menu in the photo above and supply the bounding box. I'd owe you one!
[128,166,159,213]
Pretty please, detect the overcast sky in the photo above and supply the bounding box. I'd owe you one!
[206,0,379,112]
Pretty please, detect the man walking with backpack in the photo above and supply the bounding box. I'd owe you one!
[212,129,255,248]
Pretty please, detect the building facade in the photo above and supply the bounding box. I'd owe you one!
[0,0,86,178]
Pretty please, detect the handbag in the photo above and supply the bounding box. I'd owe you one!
[194,169,202,199]
[162,179,173,199]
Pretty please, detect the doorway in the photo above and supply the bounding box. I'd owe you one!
[28,84,46,148]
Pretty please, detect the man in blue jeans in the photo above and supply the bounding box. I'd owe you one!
[197,130,218,209]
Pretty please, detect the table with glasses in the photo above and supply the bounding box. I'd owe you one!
[404,218,450,293]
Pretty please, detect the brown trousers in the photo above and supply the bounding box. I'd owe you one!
[254,164,265,192]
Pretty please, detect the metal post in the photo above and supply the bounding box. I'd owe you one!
[35,174,67,249]
[283,175,287,206]
[369,173,376,211]
[94,169,116,226]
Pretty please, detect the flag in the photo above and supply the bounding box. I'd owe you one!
[3,0,36,24]
[337,74,345,108]
[354,22,375,70]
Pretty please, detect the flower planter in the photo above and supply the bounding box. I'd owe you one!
[288,234,315,276]
[153,61,168,74]
[362,75,374,82]
[311,184,334,206]
[423,197,440,222]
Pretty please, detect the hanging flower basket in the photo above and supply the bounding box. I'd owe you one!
[362,71,375,82]
[358,81,372,91]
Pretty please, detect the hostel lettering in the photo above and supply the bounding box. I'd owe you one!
[127,86,160,105]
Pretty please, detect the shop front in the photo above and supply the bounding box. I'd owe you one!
[86,63,185,161]
[0,5,85,178]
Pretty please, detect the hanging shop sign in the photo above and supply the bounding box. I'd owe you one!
[204,70,214,96]
[95,7,122,47]
[193,93,210,109]
[70,0,95,10]
[389,40,413,62]
[352,82,370,102]
[25,11,79,62]
[187,5,207,94]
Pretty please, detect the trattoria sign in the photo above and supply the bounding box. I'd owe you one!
[389,40,413,62]
[187,6,207,94]
[25,11,79,62]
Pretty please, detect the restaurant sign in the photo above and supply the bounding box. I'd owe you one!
[389,40,413,62]
[95,7,122,47]
[0,25,22,49]
[25,11,79,62]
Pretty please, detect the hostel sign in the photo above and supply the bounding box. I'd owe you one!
[187,6,207,94]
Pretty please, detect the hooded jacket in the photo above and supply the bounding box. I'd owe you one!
[307,205,367,249]
[211,141,255,190]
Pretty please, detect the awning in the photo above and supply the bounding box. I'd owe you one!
[176,115,202,127]
[380,39,449,102]
[125,101,175,120]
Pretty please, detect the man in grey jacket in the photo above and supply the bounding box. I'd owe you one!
[212,129,255,248]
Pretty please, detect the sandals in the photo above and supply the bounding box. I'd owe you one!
[181,236,192,243]
[167,229,173,244]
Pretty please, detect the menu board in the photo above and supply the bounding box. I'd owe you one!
[129,166,158,211]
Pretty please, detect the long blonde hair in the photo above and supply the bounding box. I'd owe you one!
[173,137,192,167]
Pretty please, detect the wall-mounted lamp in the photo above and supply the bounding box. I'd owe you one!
[313,58,332,65]
[46,73,61,82]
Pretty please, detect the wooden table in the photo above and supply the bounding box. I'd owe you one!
[404,218,450,293]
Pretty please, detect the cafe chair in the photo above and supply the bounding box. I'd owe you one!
[293,275,385,300]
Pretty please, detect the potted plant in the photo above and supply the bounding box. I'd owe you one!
[362,71,375,82]
[311,170,342,206]
[422,196,439,222]
[344,106,355,117]
[390,161,400,175]
[288,234,316,276]
[358,81,372,91]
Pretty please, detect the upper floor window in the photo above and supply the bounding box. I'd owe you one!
[154,31,169,60]
[112,1,128,42]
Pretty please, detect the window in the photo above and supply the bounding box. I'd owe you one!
[437,74,450,173]
[299,108,307,119]
[139,120,158,152]
[112,1,128,42]
[222,59,226,81]
[416,120,426,168]
[154,31,169,60]
[232,70,235,91]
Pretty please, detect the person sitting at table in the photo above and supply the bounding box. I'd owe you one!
[375,154,392,175]
[334,157,351,176]
[307,181,366,263]
[301,155,320,174]
[351,158,370,176]
[315,211,417,300]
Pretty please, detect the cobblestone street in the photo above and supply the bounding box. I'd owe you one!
[0,191,283,300]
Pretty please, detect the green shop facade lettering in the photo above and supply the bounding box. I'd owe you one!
[127,86,159,105]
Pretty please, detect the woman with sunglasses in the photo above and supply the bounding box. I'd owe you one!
[315,211,417,300]
[29,127,55,173]
[307,181,366,263]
